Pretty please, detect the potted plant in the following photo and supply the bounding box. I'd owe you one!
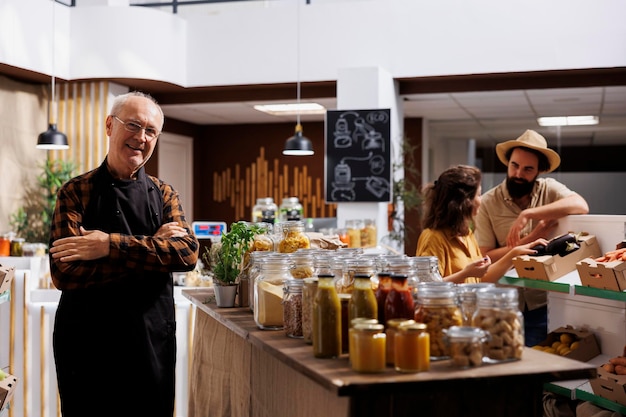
[202,221,265,307]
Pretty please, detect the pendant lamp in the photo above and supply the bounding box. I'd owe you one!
[37,1,68,150]
[282,1,314,156]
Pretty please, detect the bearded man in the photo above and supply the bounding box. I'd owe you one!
[474,129,589,346]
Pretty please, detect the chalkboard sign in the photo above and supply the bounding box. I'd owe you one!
[325,109,391,203]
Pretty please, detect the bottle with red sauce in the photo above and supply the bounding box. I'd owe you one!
[374,272,392,325]
[384,274,415,322]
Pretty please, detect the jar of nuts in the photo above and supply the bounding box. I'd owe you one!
[414,286,463,360]
[472,287,524,363]
[444,326,489,368]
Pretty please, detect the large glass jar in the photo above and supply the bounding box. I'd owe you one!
[384,274,415,322]
[414,286,462,360]
[338,257,377,294]
[348,274,378,326]
[283,279,304,338]
[279,197,303,222]
[254,255,293,330]
[312,274,342,358]
[252,197,277,224]
[457,282,496,326]
[302,277,318,344]
[289,249,315,279]
[472,287,524,363]
[277,221,310,253]
[248,251,281,313]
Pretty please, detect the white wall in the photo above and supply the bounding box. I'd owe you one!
[1,0,625,87]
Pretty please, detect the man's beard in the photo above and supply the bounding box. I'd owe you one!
[506,176,535,198]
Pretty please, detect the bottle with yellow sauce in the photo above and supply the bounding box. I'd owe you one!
[348,274,378,325]
[350,323,386,373]
[394,322,430,373]
[312,274,342,358]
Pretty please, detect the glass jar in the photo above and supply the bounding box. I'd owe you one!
[283,279,304,338]
[248,251,281,312]
[348,274,378,326]
[472,287,524,363]
[10,237,24,257]
[339,293,351,354]
[444,326,488,368]
[385,256,419,300]
[0,235,10,256]
[289,250,315,279]
[457,282,496,326]
[374,272,392,325]
[279,197,303,222]
[338,257,377,295]
[385,318,414,366]
[394,322,430,373]
[414,286,462,360]
[360,219,377,248]
[349,317,379,364]
[252,197,278,224]
[350,323,386,373]
[384,274,415,322]
[345,219,363,248]
[312,274,342,358]
[277,221,310,253]
[254,255,293,330]
[302,277,318,344]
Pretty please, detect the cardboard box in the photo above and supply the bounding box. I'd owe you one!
[535,325,601,362]
[0,265,15,294]
[512,234,601,282]
[590,364,626,407]
[0,373,18,411]
[577,258,626,292]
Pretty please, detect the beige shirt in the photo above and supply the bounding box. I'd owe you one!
[475,177,577,310]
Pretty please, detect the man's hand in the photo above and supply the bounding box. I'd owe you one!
[154,222,188,239]
[50,226,110,262]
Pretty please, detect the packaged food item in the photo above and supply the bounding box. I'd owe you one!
[444,326,488,368]
[283,279,304,338]
[279,197,303,222]
[348,273,378,326]
[302,278,318,344]
[385,318,414,366]
[384,274,415,322]
[312,274,342,358]
[394,322,430,373]
[414,285,462,359]
[254,255,292,329]
[277,221,310,253]
[252,197,278,224]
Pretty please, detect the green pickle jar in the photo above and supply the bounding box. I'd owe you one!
[312,274,342,358]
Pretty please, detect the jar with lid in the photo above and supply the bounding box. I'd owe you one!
[384,274,415,323]
[289,249,315,279]
[350,323,386,373]
[349,317,379,363]
[0,234,11,256]
[414,286,462,360]
[444,326,488,368]
[302,278,318,344]
[277,221,310,253]
[457,282,496,326]
[385,256,419,301]
[348,274,378,326]
[385,318,414,366]
[248,251,280,312]
[252,197,278,224]
[312,274,342,358]
[10,237,24,257]
[345,219,363,248]
[394,322,430,373]
[283,279,304,338]
[254,255,293,330]
[338,257,377,294]
[472,287,524,363]
[279,197,303,222]
[374,272,392,325]
[360,219,377,248]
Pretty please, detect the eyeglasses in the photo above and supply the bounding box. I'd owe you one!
[112,115,160,140]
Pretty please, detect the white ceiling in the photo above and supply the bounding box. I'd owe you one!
[160,86,626,147]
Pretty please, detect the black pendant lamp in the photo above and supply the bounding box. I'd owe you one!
[283,123,314,156]
[282,1,314,157]
[37,1,68,150]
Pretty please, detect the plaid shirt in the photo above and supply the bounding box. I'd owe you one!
[49,167,199,290]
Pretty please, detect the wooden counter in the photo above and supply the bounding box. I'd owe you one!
[184,288,596,417]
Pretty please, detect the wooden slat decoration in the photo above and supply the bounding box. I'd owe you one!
[211,148,337,221]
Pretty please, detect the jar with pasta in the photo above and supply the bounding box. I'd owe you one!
[472,287,524,363]
[277,221,310,253]
[414,286,462,360]
[289,249,315,279]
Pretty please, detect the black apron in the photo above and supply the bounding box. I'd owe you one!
[53,165,176,417]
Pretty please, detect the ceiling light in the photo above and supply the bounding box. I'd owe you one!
[537,115,599,127]
[254,103,326,116]
[282,1,314,157]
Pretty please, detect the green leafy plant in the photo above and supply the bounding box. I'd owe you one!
[202,221,265,286]
[9,159,76,244]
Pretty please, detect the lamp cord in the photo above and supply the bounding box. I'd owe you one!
[51,0,57,125]
[296,0,301,127]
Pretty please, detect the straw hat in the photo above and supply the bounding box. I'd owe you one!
[495,129,561,173]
